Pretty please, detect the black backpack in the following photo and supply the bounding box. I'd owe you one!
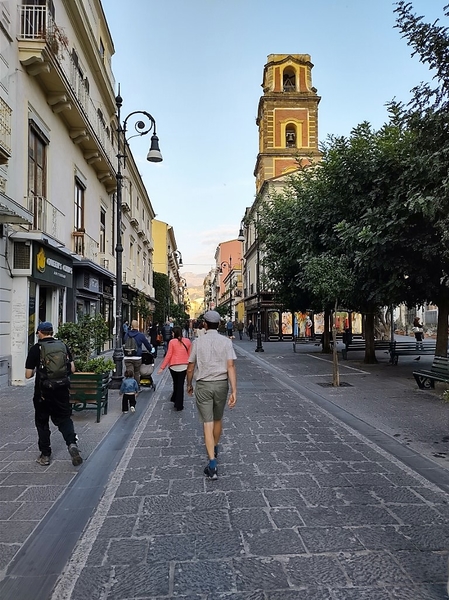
[38,340,69,389]
[124,334,138,357]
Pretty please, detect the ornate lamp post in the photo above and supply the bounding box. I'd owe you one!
[111,90,162,388]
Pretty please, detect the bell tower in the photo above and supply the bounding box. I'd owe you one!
[254,54,321,192]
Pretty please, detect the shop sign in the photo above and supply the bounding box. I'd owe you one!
[103,283,113,296]
[33,244,73,287]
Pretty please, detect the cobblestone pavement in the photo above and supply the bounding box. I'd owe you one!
[1,339,449,599]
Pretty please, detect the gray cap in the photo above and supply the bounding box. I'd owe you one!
[204,310,221,323]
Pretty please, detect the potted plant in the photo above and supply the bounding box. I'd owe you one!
[57,313,110,369]
[57,314,114,422]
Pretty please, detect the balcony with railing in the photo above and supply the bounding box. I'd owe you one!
[0,96,12,163]
[18,5,116,174]
[72,230,99,261]
[28,195,64,242]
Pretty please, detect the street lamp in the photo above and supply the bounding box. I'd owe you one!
[111,89,162,388]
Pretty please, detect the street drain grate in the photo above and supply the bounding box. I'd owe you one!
[316,381,353,388]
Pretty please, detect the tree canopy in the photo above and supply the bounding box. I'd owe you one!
[258,2,449,359]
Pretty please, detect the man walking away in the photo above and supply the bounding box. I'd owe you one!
[237,320,244,340]
[186,310,237,480]
[226,319,234,338]
[123,320,154,386]
[25,321,82,467]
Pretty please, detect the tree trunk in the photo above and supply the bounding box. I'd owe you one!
[436,297,449,357]
[332,299,340,387]
[321,309,332,353]
[364,312,377,364]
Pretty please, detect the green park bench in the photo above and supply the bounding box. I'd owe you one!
[69,372,111,423]
[413,356,449,389]
[341,339,390,360]
[389,340,436,365]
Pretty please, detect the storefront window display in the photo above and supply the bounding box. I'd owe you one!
[268,311,280,336]
[282,312,293,335]
[295,311,314,337]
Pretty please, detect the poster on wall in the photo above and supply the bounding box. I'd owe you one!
[268,311,280,336]
[281,312,293,335]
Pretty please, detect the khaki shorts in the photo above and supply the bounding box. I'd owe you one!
[195,380,228,423]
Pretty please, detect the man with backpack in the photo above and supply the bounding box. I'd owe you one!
[25,321,82,467]
[123,320,154,386]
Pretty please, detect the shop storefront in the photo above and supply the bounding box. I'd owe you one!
[69,259,115,350]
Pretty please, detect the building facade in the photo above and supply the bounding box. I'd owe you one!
[152,219,182,321]
[212,239,243,322]
[242,54,321,340]
[0,0,157,385]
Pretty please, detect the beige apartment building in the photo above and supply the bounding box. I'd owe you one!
[0,0,157,385]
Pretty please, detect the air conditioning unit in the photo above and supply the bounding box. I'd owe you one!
[12,241,31,275]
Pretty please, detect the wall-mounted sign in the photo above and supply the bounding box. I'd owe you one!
[33,244,73,287]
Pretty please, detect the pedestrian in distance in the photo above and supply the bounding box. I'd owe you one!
[120,369,139,413]
[247,320,254,341]
[158,326,192,411]
[412,316,424,350]
[25,321,82,467]
[237,320,244,340]
[186,310,237,480]
[148,321,160,358]
[226,319,234,338]
[123,320,154,386]
[122,320,129,343]
[161,320,173,356]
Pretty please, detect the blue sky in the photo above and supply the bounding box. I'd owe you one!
[102,0,443,277]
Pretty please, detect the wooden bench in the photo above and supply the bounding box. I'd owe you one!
[69,372,111,423]
[341,339,390,360]
[389,340,436,365]
[413,356,449,389]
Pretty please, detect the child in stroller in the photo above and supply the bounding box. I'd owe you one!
[140,350,156,390]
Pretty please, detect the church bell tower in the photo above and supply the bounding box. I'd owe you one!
[254,54,321,192]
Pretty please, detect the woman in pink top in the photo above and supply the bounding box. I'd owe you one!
[158,326,192,411]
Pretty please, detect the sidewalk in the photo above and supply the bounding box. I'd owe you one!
[1,339,449,599]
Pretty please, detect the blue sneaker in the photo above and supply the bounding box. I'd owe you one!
[204,464,218,480]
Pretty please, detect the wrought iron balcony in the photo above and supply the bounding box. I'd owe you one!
[72,229,99,261]
[28,195,64,242]
[0,97,12,163]
[18,5,116,175]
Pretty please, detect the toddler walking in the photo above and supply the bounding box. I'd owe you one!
[120,369,139,413]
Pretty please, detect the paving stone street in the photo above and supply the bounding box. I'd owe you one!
[1,338,449,599]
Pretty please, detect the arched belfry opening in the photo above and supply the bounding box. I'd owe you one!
[283,67,296,92]
[286,124,297,148]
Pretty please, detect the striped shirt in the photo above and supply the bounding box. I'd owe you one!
[188,329,236,381]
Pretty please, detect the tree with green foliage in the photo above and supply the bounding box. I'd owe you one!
[393,1,449,356]
[304,254,354,385]
[153,272,170,325]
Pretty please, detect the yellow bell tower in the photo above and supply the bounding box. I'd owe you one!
[254,54,321,192]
